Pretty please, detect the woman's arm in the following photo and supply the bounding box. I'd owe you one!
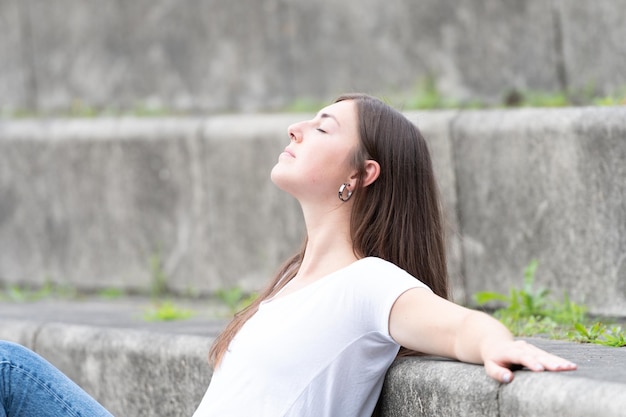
[389,288,577,383]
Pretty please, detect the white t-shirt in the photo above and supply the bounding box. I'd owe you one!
[193,257,431,417]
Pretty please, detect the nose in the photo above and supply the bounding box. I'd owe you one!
[287,123,302,143]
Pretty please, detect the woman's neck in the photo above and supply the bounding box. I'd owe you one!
[297,201,358,282]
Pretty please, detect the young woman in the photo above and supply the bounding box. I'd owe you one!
[193,93,576,416]
[0,94,575,417]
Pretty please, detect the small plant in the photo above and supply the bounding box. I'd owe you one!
[603,327,626,347]
[142,301,194,322]
[524,91,570,108]
[0,285,32,302]
[149,249,169,299]
[0,281,77,302]
[98,287,125,299]
[592,92,626,106]
[215,286,258,316]
[403,77,458,110]
[474,260,625,347]
[569,323,626,347]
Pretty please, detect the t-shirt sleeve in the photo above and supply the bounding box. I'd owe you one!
[350,257,433,342]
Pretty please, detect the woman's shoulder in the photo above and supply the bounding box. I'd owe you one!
[356,256,406,273]
[354,257,431,290]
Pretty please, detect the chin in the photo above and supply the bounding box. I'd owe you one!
[270,168,297,196]
[270,166,286,188]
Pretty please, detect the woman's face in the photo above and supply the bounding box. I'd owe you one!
[270,100,360,204]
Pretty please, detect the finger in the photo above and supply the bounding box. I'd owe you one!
[512,342,577,372]
[534,353,577,372]
[506,341,577,372]
[484,359,515,384]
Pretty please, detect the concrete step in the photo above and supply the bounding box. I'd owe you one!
[2,108,626,316]
[1,298,625,417]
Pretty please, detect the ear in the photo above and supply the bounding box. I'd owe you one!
[352,159,380,188]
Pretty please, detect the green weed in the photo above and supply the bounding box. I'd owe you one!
[142,300,194,322]
[0,281,77,302]
[569,323,626,347]
[215,286,258,316]
[592,92,626,106]
[149,249,169,299]
[474,260,625,347]
[403,77,459,110]
[97,287,125,299]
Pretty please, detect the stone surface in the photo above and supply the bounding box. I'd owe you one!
[499,339,626,417]
[35,324,212,417]
[2,0,625,113]
[380,357,500,417]
[406,111,465,303]
[0,111,465,298]
[196,114,305,291]
[452,107,626,316]
[2,108,626,316]
[0,119,202,292]
[558,0,626,96]
[440,0,561,101]
[0,0,31,111]
[0,116,306,294]
[4,300,626,417]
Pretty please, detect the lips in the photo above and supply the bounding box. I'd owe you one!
[282,147,295,158]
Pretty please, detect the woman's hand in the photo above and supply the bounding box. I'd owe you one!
[390,289,577,384]
[481,339,577,383]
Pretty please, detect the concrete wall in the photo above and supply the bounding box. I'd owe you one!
[0,113,463,298]
[453,107,626,316]
[1,0,625,114]
[2,107,626,316]
[1,321,212,417]
[0,116,305,294]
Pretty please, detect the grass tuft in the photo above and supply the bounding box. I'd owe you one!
[474,260,625,347]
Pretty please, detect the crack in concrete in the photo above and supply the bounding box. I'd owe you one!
[16,0,39,111]
[447,109,468,302]
[551,0,569,94]
[495,383,502,417]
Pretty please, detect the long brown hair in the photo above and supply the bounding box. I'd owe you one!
[208,93,449,366]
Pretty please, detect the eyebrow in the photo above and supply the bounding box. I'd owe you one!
[319,112,340,126]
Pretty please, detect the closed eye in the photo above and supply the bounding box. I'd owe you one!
[316,128,327,134]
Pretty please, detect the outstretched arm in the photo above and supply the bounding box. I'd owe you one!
[389,288,577,383]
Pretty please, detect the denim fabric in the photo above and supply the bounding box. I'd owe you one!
[0,341,113,417]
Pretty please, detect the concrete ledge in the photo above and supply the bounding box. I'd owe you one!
[0,112,463,298]
[0,319,212,417]
[1,301,625,417]
[381,340,626,417]
[2,108,626,315]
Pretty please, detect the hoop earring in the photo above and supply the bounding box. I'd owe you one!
[338,183,353,202]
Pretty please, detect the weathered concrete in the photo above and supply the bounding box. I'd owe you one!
[406,111,465,301]
[3,108,626,314]
[380,338,626,417]
[558,0,626,94]
[380,357,500,416]
[1,0,625,114]
[0,116,306,294]
[1,299,625,417]
[453,107,626,316]
[0,112,463,301]
[1,320,212,417]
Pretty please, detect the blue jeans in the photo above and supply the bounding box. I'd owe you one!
[0,341,113,417]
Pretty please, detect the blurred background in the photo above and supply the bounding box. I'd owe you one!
[1,4,625,414]
[2,0,625,116]
[1,0,626,317]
